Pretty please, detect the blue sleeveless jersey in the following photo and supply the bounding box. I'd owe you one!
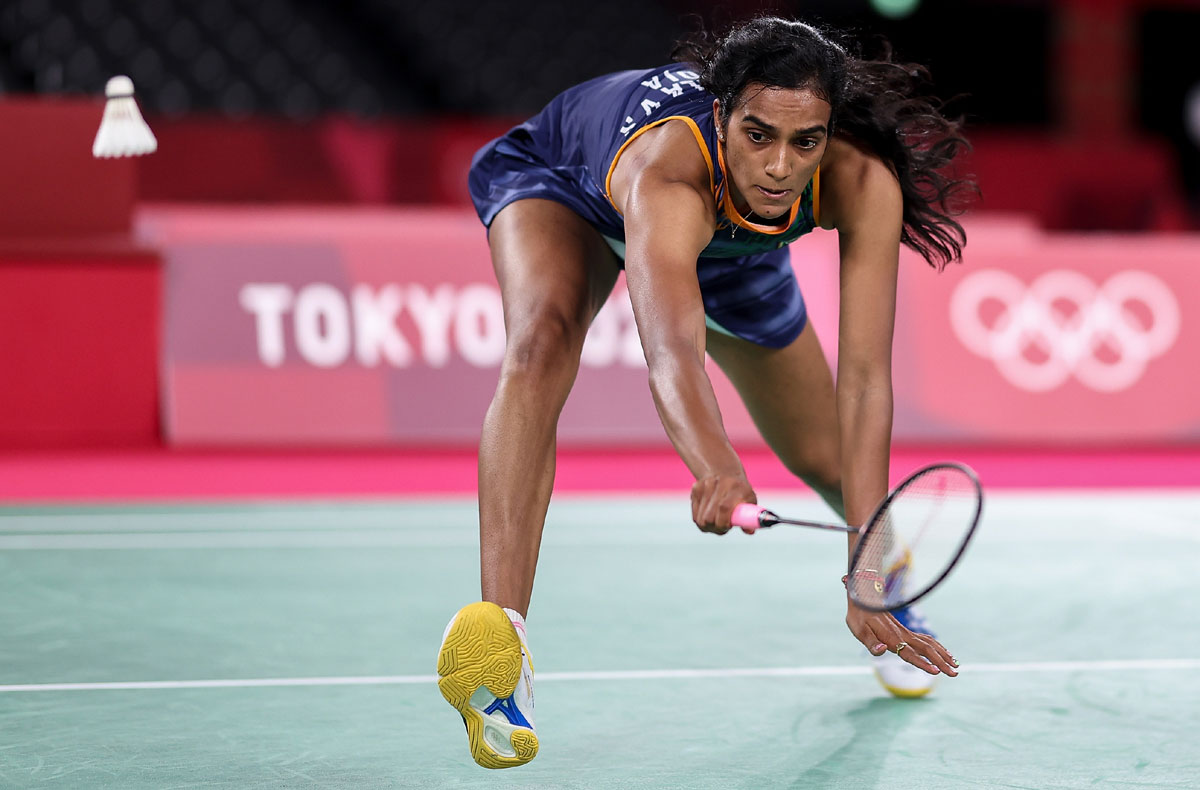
[468,64,820,347]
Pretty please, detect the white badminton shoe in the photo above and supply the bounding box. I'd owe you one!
[872,603,939,698]
[437,602,538,769]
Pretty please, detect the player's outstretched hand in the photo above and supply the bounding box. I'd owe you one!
[845,602,959,677]
[691,474,756,535]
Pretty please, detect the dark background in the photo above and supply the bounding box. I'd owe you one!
[2,0,1197,218]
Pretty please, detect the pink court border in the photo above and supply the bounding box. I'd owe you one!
[0,446,1196,504]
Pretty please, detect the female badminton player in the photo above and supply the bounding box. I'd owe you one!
[437,16,976,768]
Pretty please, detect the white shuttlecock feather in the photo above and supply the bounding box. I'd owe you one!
[92,75,158,158]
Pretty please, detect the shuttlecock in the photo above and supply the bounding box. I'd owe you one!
[92,75,157,158]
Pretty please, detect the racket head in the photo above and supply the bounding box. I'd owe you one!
[846,462,983,612]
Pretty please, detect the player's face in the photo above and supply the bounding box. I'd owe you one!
[716,85,831,220]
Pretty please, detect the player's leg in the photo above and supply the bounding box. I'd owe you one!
[439,198,619,769]
[478,198,620,616]
[705,324,940,698]
[705,324,844,517]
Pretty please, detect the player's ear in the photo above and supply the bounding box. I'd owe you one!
[712,99,724,142]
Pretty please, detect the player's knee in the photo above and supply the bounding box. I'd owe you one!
[502,308,585,380]
[783,451,841,500]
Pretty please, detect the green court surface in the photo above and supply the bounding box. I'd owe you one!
[1,491,1198,789]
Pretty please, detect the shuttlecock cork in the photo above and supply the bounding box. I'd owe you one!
[92,75,157,158]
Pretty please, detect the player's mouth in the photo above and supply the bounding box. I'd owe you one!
[755,185,791,200]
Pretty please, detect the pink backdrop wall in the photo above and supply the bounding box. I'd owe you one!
[139,206,1198,447]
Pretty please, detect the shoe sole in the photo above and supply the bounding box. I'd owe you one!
[437,602,539,769]
[874,671,936,698]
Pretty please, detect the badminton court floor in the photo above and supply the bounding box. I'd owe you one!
[1,490,1198,788]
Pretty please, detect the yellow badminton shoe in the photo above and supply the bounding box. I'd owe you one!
[437,602,538,769]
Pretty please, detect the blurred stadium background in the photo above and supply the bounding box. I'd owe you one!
[1,0,1197,496]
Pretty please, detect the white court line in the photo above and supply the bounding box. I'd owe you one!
[0,532,716,550]
[3,659,1198,693]
[0,531,481,550]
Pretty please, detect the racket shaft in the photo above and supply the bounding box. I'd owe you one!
[775,518,857,533]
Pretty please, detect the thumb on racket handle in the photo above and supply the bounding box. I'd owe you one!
[732,503,773,534]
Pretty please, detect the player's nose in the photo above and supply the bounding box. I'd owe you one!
[764,148,793,180]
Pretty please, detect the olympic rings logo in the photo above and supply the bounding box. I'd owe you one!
[948,269,1181,392]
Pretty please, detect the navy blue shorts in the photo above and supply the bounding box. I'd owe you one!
[468,134,807,349]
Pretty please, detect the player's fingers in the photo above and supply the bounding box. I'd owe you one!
[690,478,711,525]
[697,502,726,532]
[909,633,959,676]
[698,495,730,534]
[893,634,942,675]
[713,496,734,531]
[919,632,959,667]
[703,478,737,533]
[848,621,888,656]
[912,631,955,664]
[691,480,719,532]
[867,614,941,675]
[714,476,746,530]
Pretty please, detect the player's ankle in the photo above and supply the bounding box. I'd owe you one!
[501,607,528,641]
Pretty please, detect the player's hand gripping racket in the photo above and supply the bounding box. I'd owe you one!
[731,462,983,612]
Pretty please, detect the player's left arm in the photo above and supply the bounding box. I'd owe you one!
[820,138,901,534]
[821,139,956,675]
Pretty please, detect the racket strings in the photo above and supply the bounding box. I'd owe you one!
[850,466,980,610]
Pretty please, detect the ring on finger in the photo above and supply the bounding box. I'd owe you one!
[894,642,909,654]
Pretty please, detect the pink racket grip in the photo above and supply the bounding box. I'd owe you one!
[732,503,768,534]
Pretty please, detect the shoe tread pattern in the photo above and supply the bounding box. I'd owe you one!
[437,602,537,769]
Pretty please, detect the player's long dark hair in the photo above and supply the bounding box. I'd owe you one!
[673,16,976,270]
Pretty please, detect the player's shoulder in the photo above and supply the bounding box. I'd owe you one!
[610,119,714,212]
[818,136,901,231]
[624,119,711,180]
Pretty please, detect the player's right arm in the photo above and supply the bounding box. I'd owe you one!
[609,122,755,532]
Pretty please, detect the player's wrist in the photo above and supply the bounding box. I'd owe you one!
[841,568,884,608]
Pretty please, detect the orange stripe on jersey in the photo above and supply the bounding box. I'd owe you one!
[604,116,714,216]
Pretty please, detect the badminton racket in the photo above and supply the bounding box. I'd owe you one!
[732,462,983,612]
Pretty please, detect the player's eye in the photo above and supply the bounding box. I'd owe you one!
[795,138,818,150]
[747,130,769,144]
